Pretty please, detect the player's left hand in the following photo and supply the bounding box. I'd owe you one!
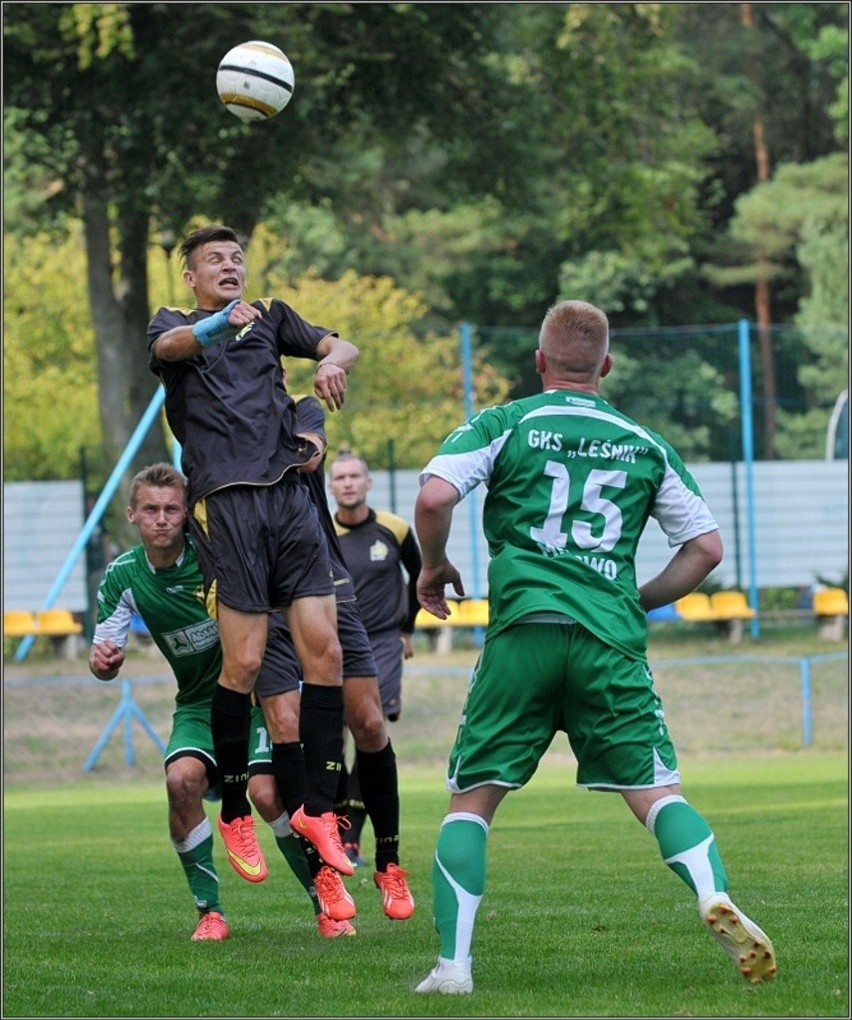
[314,362,348,411]
[402,633,414,660]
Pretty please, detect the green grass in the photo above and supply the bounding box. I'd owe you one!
[3,753,848,1018]
[3,635,848,1015]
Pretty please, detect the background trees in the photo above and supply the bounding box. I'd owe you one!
[3,3,848,508]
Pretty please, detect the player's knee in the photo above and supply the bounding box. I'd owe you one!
[165,762,207,809]
[306,637,343,685]
[248,774,280,822]
[221,654,263,691]
[349,710,387,751]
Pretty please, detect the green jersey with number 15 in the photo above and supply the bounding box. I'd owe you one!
[420,389,718,660]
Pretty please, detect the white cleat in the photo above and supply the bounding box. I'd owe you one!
[415,957,473,994]
[699,895,777,983]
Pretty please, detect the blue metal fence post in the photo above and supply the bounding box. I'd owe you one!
[82,679,166,772]
[799,657,813,748]
[460,321,483,598]
[460,321,486,647]
[14,386,167,662]
[738,320,761,640]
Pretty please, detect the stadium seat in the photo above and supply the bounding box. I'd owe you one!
[709,591,757,620]
[813,587,849,617]
[36,609,83,659]
[813,587,848,641]
[4,610,38,638]
[674,592,716,621]
[37,609,83,635]
[646,603,682,623]
[415,600,460,653]
[707,591,756,644]
[456,598,490,628]
[415,600,460,629]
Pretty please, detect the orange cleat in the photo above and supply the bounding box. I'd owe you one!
[290,806,354,876]
[191,910,230,941]
[217,814,267,883]
[314,865,357,921]
[317,911,357,938]
[374,862,415,920]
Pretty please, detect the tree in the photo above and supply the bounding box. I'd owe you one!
[2,2,518,488]
[3,226,101,480]
[678,2,848,456]
[247,225,511,468]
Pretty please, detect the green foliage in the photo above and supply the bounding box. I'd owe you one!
[2,2,847,480]
[3,227,100,479]
[247,226,512,467]
[603,336,740,462]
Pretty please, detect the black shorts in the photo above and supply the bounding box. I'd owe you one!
[254,613,301,699]
[338,596,379,679]
[253,595,378,699]
[370,628,405,718]
[190,477,333,614]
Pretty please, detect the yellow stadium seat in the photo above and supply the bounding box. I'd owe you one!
[35,609,83,659]
[36,608,83,636]
[415,600,460,629]
[415,607,441,630]
[674,592,716,622]
[4,610,38,638]
[456,598,490,628]
[813,588,849,618]
[709,591,757,620]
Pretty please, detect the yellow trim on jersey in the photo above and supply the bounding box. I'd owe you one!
[373,509,411,546]
[193,498,209,536]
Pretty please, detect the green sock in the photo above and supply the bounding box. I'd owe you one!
[272,815,319,915]
[647,795,728,898]
[432,813,488,963]
[172,818,222,915]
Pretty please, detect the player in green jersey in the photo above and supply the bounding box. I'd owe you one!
[88,463,354,940]
[412,300,776,994]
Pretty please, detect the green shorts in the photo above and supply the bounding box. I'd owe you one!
[446,621,679,793]
[248,703,274,776]
[164,701,219,796]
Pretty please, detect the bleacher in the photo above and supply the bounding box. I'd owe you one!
[415,590,764,647]
[812,587,849,641]
[415,598,489,652]
[670,590,757,644]
[4,608,84,658]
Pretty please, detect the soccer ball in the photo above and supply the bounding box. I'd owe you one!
[216,40,295,122]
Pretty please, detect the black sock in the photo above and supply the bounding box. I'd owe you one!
[333,757,350,814]
[298,683,344,816]
[302,839,324,880]
[210,684,251,822]
[271,741,307,818]
[344,757,367,845]
[356,740,400,870]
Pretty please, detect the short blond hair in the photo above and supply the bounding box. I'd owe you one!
[539,300,609,376]
[129,463,187,508]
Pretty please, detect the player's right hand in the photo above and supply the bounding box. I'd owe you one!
[417,561,465,619]
[89,639,125,679]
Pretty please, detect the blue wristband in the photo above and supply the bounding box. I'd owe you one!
[192,299,240,348]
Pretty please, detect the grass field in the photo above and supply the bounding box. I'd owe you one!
[3,628,849,1017]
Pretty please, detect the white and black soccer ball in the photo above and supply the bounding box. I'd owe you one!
[216,40,294,122]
